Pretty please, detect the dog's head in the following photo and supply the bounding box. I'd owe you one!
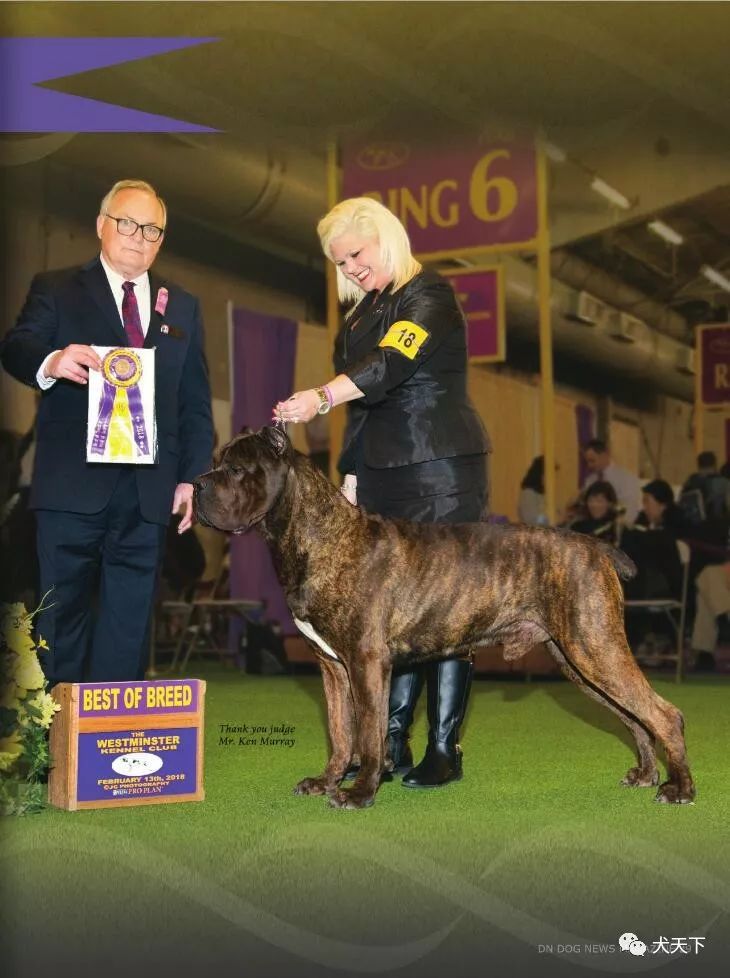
[193,426,292,534]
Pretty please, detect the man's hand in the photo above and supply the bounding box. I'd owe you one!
[173,483,194,533]
[340,475,357,506]
[46,344,101,384]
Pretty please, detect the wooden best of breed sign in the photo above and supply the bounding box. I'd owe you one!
[49,679,205,810]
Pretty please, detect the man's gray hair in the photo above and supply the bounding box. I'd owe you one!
[99,179,167,228]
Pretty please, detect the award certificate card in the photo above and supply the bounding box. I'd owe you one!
[86,347,157,464]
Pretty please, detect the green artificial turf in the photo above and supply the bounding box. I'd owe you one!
[2,668,729,978]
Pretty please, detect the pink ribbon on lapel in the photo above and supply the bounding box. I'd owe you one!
[155,287,169,316]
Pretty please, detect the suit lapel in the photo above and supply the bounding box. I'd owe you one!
[79,258,128,345]
[145,272,165,350]
[345,287,393,359]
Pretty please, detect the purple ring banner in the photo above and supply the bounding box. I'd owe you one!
[444,267,505,362]
[341,137,538,258]
[0,37,219,132]
[699,324,730,406]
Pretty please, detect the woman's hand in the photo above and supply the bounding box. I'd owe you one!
[340,476,357,506]
[273,390,321,424]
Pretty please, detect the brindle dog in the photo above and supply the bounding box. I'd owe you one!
[194,427,695,810]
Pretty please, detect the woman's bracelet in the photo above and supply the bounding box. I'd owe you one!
[323,384,334,407]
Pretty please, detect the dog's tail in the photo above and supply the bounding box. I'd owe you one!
[598,543,637,580]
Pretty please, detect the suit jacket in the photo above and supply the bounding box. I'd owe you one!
[1,257,214,525]
[334,269,490,474]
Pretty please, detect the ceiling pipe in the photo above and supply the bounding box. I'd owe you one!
[48,133,325,257]
[550,249,691,343]
[502,255,694,402]
[38,135,695,401]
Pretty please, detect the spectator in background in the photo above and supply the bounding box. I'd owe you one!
[621,479,689,660]
[518,456,546,525]
[691,553,730,666]
[570,480,621,546]
[681,451,730,520]
[583,438,641,523]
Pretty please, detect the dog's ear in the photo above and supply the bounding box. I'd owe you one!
[239,425,254,436]
[259,425,291,458]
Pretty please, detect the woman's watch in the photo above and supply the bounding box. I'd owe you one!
[314,387,331,415]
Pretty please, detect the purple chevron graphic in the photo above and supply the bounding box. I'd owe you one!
[0,37,220,131]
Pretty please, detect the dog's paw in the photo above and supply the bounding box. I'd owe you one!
[327,787,375,810]
[293,776,329,796]
[654,780,696,805]
[620,767,660,788]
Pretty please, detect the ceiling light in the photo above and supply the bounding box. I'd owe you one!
[701,265,730,292]
[543,141,566,163]
[590,177,631,210]
[647,220,683,246]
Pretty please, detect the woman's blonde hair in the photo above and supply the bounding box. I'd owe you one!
[317,197,422,305]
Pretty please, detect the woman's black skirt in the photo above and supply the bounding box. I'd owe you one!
[356,453,489,525]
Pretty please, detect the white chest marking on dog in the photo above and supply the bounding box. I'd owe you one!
[293,618,340,662]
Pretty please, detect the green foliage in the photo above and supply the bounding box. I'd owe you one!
[1,598,59,816]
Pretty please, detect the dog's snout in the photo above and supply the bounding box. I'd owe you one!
[193,475,210,494]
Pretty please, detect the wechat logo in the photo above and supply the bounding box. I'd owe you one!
[619,933,647,956]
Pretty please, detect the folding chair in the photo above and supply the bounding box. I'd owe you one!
[170,550,266,672]
[624,539,690,682]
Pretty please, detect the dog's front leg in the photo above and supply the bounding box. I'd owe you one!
[294,656,353,797]
[329,657,391,810]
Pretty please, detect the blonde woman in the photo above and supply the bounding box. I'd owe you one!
[275,197,490,788]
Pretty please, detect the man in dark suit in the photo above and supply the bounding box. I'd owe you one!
[1,179,214,683]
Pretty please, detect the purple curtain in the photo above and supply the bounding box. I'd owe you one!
[575,404,595,489]
[229,307,298,634]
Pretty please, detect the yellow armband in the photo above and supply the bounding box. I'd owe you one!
[378,321,430,360]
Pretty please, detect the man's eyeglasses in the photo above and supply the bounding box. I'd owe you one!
[104,213,165,243]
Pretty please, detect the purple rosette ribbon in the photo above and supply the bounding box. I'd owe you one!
[90,350,150,459]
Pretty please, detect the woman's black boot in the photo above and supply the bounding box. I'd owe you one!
[401,657,473,788]
[342,667,424,780]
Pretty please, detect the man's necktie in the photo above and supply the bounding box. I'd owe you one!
[121,281,145,348]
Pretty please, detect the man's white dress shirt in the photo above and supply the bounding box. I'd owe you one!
[36,254,150,389]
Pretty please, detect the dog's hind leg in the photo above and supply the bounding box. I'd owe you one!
[550,631,695,804]
[294,656,354,797]
[328,654,392,810]
[546,639,659,788]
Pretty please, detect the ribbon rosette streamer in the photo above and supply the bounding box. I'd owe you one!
[91,350,150,460]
